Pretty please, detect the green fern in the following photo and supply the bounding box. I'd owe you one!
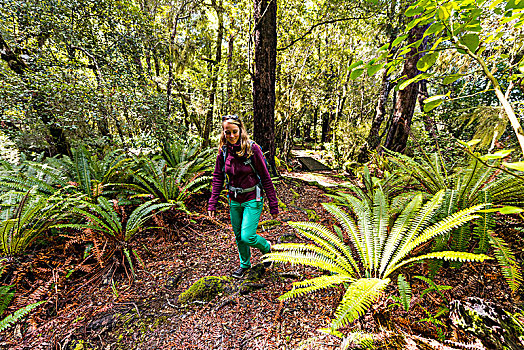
[265,190,490,330]
[56,197,174,276]
[0,285,14,316]
[0,190,74,257]
[0,300,46,332]
[489,232,522,292]
[386,150,524,290]
[127,155,211,211]
[397,274,411,312]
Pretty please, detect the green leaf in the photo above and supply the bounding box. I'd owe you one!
[377,43,389,52]
[417,52,439,72]
[465,139,482,147]
[489,0,504,10]
[503,161,524,171]
[424,23,445,37]
[443,74,463,84]
[460,34,480,53]
[424,99,444,112]
[406,5,425,17]
[479,206,524,214]
[478,149,513,160]
[392,35,408,47]
[423,94,447,104]
[348,60,364,70]
[367,63,385,77]
[438,4,451,20]
[350,68,365,80]
[398,73,431,90]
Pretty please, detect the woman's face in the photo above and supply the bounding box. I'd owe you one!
[223,122,240,144]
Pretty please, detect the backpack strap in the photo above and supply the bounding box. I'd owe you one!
[221,145,230,190]
[244,141,261,182]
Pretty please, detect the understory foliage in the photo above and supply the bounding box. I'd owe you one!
[0,190,75,258]
[385,149,524,291]
[0,138,213,258]
[56,197,174,277]
[265,189,490,330]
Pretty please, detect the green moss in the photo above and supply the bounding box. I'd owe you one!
[178,276,234,304]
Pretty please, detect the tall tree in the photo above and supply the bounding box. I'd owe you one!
[202,0,224,148]
[253,0,277,173]
[383,24,425,153]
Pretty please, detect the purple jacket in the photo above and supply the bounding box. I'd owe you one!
[207,141,279,215]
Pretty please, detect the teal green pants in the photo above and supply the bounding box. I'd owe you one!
[230,199,270,268]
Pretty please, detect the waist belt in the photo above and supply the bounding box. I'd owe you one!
[228,184,258,198]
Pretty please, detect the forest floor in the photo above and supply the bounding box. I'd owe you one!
[1,171,521,350]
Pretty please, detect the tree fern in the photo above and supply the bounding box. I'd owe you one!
[265,191,489,330]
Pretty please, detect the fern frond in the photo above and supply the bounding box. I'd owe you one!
[337,195,373,271]
[332,278,389,329]
[264,250,353,276]
[397,274,411,312]
[379,194,423,276]
[0,300,46,332]
[489,232,522,292]
[288,221,359,276]
[279,274,352,300]
[373,187,389,269]
[321,203,363,270]
[386,204,484,277]
[390,251,491,272]
[0,285,14,316]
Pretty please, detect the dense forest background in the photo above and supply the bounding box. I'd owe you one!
[1,0,524,349]
[2,0,521,163]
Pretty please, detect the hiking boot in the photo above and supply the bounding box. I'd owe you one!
[263,247,272,268]
[232,267,249,279]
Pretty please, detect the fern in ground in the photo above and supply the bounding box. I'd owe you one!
[126,155,211,212]
[56,197,174,277]
[0,300,46,332]
[397,274,411,312]
[387,149,524,291]
[264,189,490,331]
[0,190,76,257]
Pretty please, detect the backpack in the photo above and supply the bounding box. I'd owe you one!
[221,140,268,200]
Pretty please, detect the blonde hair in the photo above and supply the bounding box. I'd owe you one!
[219,118,253,157]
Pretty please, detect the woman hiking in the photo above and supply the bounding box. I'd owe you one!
[207,115,279,279]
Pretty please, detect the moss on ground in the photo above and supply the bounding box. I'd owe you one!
[177,264,268,304]
[177,276,235,304]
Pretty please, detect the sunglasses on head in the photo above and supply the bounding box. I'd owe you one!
[222,114,240,121]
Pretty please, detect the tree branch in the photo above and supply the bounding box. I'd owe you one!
[277,15,376,51]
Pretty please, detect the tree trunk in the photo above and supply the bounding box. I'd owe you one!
[202,0,223,148]
[312,107,318,142]
[383,25,425,153]
[253,0,277,174]
[226,33,234,115]
[357,70,392,162]
[321,112,332,143]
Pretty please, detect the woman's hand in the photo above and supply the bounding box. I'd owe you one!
[208,210,215,218]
